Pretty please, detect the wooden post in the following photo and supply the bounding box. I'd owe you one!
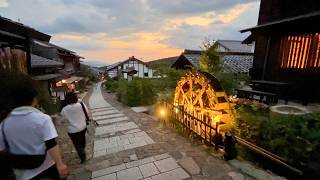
[25,38,32,74]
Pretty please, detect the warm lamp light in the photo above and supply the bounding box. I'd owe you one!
[160,109,165,116]
[214,115,221,123]
[62,80,66,83]
[175,108,179,114]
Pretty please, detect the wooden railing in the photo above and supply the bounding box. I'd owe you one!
[160,101,303,176]
[160,101,221,147]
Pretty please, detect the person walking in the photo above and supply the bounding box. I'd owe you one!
[0,74,68,180]
[61,92,90,164]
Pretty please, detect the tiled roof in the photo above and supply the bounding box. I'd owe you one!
[216,40,253,53]
[31,54,63,68]
[184,53,201,68]
[106,61,123,71]
[32,74,62,81]
[106,56,146,71]
[0,16,51,42]
[222,55,253,73]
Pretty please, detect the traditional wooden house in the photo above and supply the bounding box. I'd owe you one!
[171,40,254,74]
[240,0,320,102]
[32,40,82,75]
[0,16,51,73]
[31,54,64,98]
[106,56,155,79]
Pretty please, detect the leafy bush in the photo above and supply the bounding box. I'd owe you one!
[198,39,250,95]
[106,78,158,106]
[105,79,119,93]
[105,65,186,106]
[235,102,320,178]
[216,73,249,95]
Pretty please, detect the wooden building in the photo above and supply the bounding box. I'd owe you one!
[241,0,320,102]
[171,40,254,74]
[106,56,155,80]
[32,40,82,75]
[0,16,50,73]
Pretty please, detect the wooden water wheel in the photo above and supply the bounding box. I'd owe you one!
[173,71,234,136]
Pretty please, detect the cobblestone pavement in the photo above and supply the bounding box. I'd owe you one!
[56,82,284,180]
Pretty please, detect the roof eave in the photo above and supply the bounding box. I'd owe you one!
[239,10,320,33]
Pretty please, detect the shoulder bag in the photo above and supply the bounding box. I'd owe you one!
[1,121,46,169]
[79,102,98,136]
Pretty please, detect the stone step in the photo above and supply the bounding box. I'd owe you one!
[92,154,189,180]
[91,107,116,113]
[92,109,120,116]
[94,113,125,121]
[95,122,139,136]
[98,116,129,125]
[93,131,154,157]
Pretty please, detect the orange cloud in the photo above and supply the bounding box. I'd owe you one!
[217,4,252,23]
[164,3,252,29]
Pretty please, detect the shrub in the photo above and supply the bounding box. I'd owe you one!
[235,102,320,178]
[105,79,119,93]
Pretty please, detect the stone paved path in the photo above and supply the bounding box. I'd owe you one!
[67,82,286,180]
[88,82,190,180]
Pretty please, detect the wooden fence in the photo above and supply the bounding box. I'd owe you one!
[160,101,303,176]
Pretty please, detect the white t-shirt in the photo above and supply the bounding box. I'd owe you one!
[0,106,58,180]
[61,102,89,133]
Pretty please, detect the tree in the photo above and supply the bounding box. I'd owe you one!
[199,39,221,73]
[199,39,249,95]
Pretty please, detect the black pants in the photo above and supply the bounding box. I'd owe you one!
[30,164,60,180]
[68,128,86,163]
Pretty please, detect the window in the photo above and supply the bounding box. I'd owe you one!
[144,72,149,77]
[279,33,320,69]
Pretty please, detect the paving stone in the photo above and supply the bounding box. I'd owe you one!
[90,106,112,111]
[91,107,115,113]
[92,173,117,180]
[228,171,245,180]
[139,163,160,178]
[228,160,285,180]
[92,164,126,178]
[154,158,180,173]
[93,113,125,121]
[117,139,130,146]
[109,136,121,142]
[131,106,148,113]
[93,150,106,158]
[124,129,141,134]
[95,122,138,135]
[129,154,138,161]
[99,116,129,125]
[116,167,143,180]
[153,153,170,161]
[125,160,142,168]
[178,156,201,175]
[92,110,120,116]
[152,168,190,180]
[140,157,155,165]
[119,134,134,140]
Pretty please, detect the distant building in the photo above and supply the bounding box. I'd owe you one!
[32,40,82,75]
[171,40,254,74]
[106,56,155,80]
[240,0,320,102]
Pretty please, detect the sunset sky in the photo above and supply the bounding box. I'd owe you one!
[0,0,260,66]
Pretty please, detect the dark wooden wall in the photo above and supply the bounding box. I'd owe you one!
[258,0,320,24]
